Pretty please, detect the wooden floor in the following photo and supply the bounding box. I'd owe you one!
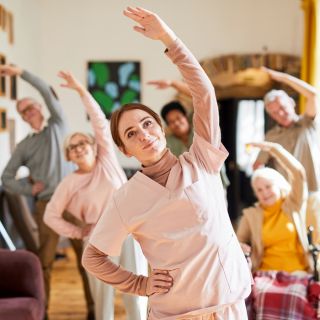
[48,247,126,320]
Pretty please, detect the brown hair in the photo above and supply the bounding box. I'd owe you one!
[110,103,163,148]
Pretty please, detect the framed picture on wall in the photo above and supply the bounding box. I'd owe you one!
[0,108,7,133]
[6,11,14,44]
[9,74,17,100]
[0,5,4,30]
[8,118,16,153]
[87,61,141,119]
[0,54,6,96]
[1,6,6,31]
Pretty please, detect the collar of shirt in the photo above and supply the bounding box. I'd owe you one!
[28,120,48,136]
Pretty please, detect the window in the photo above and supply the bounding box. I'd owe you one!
[236,99,265,176]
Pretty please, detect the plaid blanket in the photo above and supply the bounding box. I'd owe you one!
[246,271,320,320]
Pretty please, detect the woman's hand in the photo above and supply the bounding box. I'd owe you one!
[146,269,173,296]
[147,79,173,90]
[58,71,86,96]
[81,224,94,239]
[240,242,251,256]
[123,7,176,47]
[240,243,253,270]
[247,141,277,153]
[261,67,284,82]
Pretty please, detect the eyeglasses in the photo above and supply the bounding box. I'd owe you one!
[67,140,90,153]
[19,104,37,116]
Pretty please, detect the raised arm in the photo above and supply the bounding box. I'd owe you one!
[250,141,307,210]
[262,67,319,118]
[147,79,192,98]
[0,65,65,124]
[58,71,114,156]
[124,7,220,147]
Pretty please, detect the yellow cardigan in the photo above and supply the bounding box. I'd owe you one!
[236,145,312,272]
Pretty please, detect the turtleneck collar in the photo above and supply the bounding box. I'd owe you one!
[141,148,178,187]
[261,198,284,215]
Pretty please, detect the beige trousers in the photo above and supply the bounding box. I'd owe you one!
[34,200,94,312]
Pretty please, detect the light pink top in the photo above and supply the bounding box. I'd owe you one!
[44,93,127,239]
[87,39,252,319]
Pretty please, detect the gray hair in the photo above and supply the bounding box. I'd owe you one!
[264,89,295,108]
[251,167,291,196]
[16,97,40,112]
[63,132,96,161]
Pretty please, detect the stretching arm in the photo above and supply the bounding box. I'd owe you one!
[263,67,319,118]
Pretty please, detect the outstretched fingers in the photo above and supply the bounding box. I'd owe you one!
[57,71,71,87]
[133,26,146,35]
[58,70,68,78]
[58,71,79,90]
[123,7,144,23]
[147,80,171,89]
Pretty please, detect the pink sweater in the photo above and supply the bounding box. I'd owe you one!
[82,38,245,311]
[84,39,251,319]
[44,92,127,239]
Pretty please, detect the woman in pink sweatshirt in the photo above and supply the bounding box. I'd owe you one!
[82,7,252,320]
[44,71,147,320]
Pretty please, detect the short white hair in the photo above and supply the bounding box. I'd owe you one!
[264,89,295,108]
[251,167,291,196]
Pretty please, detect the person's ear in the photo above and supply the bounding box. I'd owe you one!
[119,145,133,158]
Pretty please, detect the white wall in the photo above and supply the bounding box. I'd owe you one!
[0,0,304,172]
[39,0,303,167]
[0,0,42,177]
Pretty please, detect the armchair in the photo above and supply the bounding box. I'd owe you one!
[0,249,45,320]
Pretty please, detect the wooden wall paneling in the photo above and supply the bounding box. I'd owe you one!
[0,108,7,133]
[0,54,6,97]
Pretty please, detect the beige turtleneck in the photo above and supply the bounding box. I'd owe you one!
[141,148,178,187]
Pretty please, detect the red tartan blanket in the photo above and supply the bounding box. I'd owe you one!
[246,271,320,320]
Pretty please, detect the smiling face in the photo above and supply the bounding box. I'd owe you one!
[17,98,44,129]
[252,176,281,207]
[67,134,96,169]
[265,96,296,127]
[117,109,167,166]
[165,110,190,138]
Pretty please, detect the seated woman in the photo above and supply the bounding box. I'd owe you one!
[236,141,320,319]
[237,141,312,273]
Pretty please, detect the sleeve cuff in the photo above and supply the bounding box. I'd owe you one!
[139,276,148,296]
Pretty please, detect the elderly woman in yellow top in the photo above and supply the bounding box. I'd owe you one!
[237,141,312,273]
